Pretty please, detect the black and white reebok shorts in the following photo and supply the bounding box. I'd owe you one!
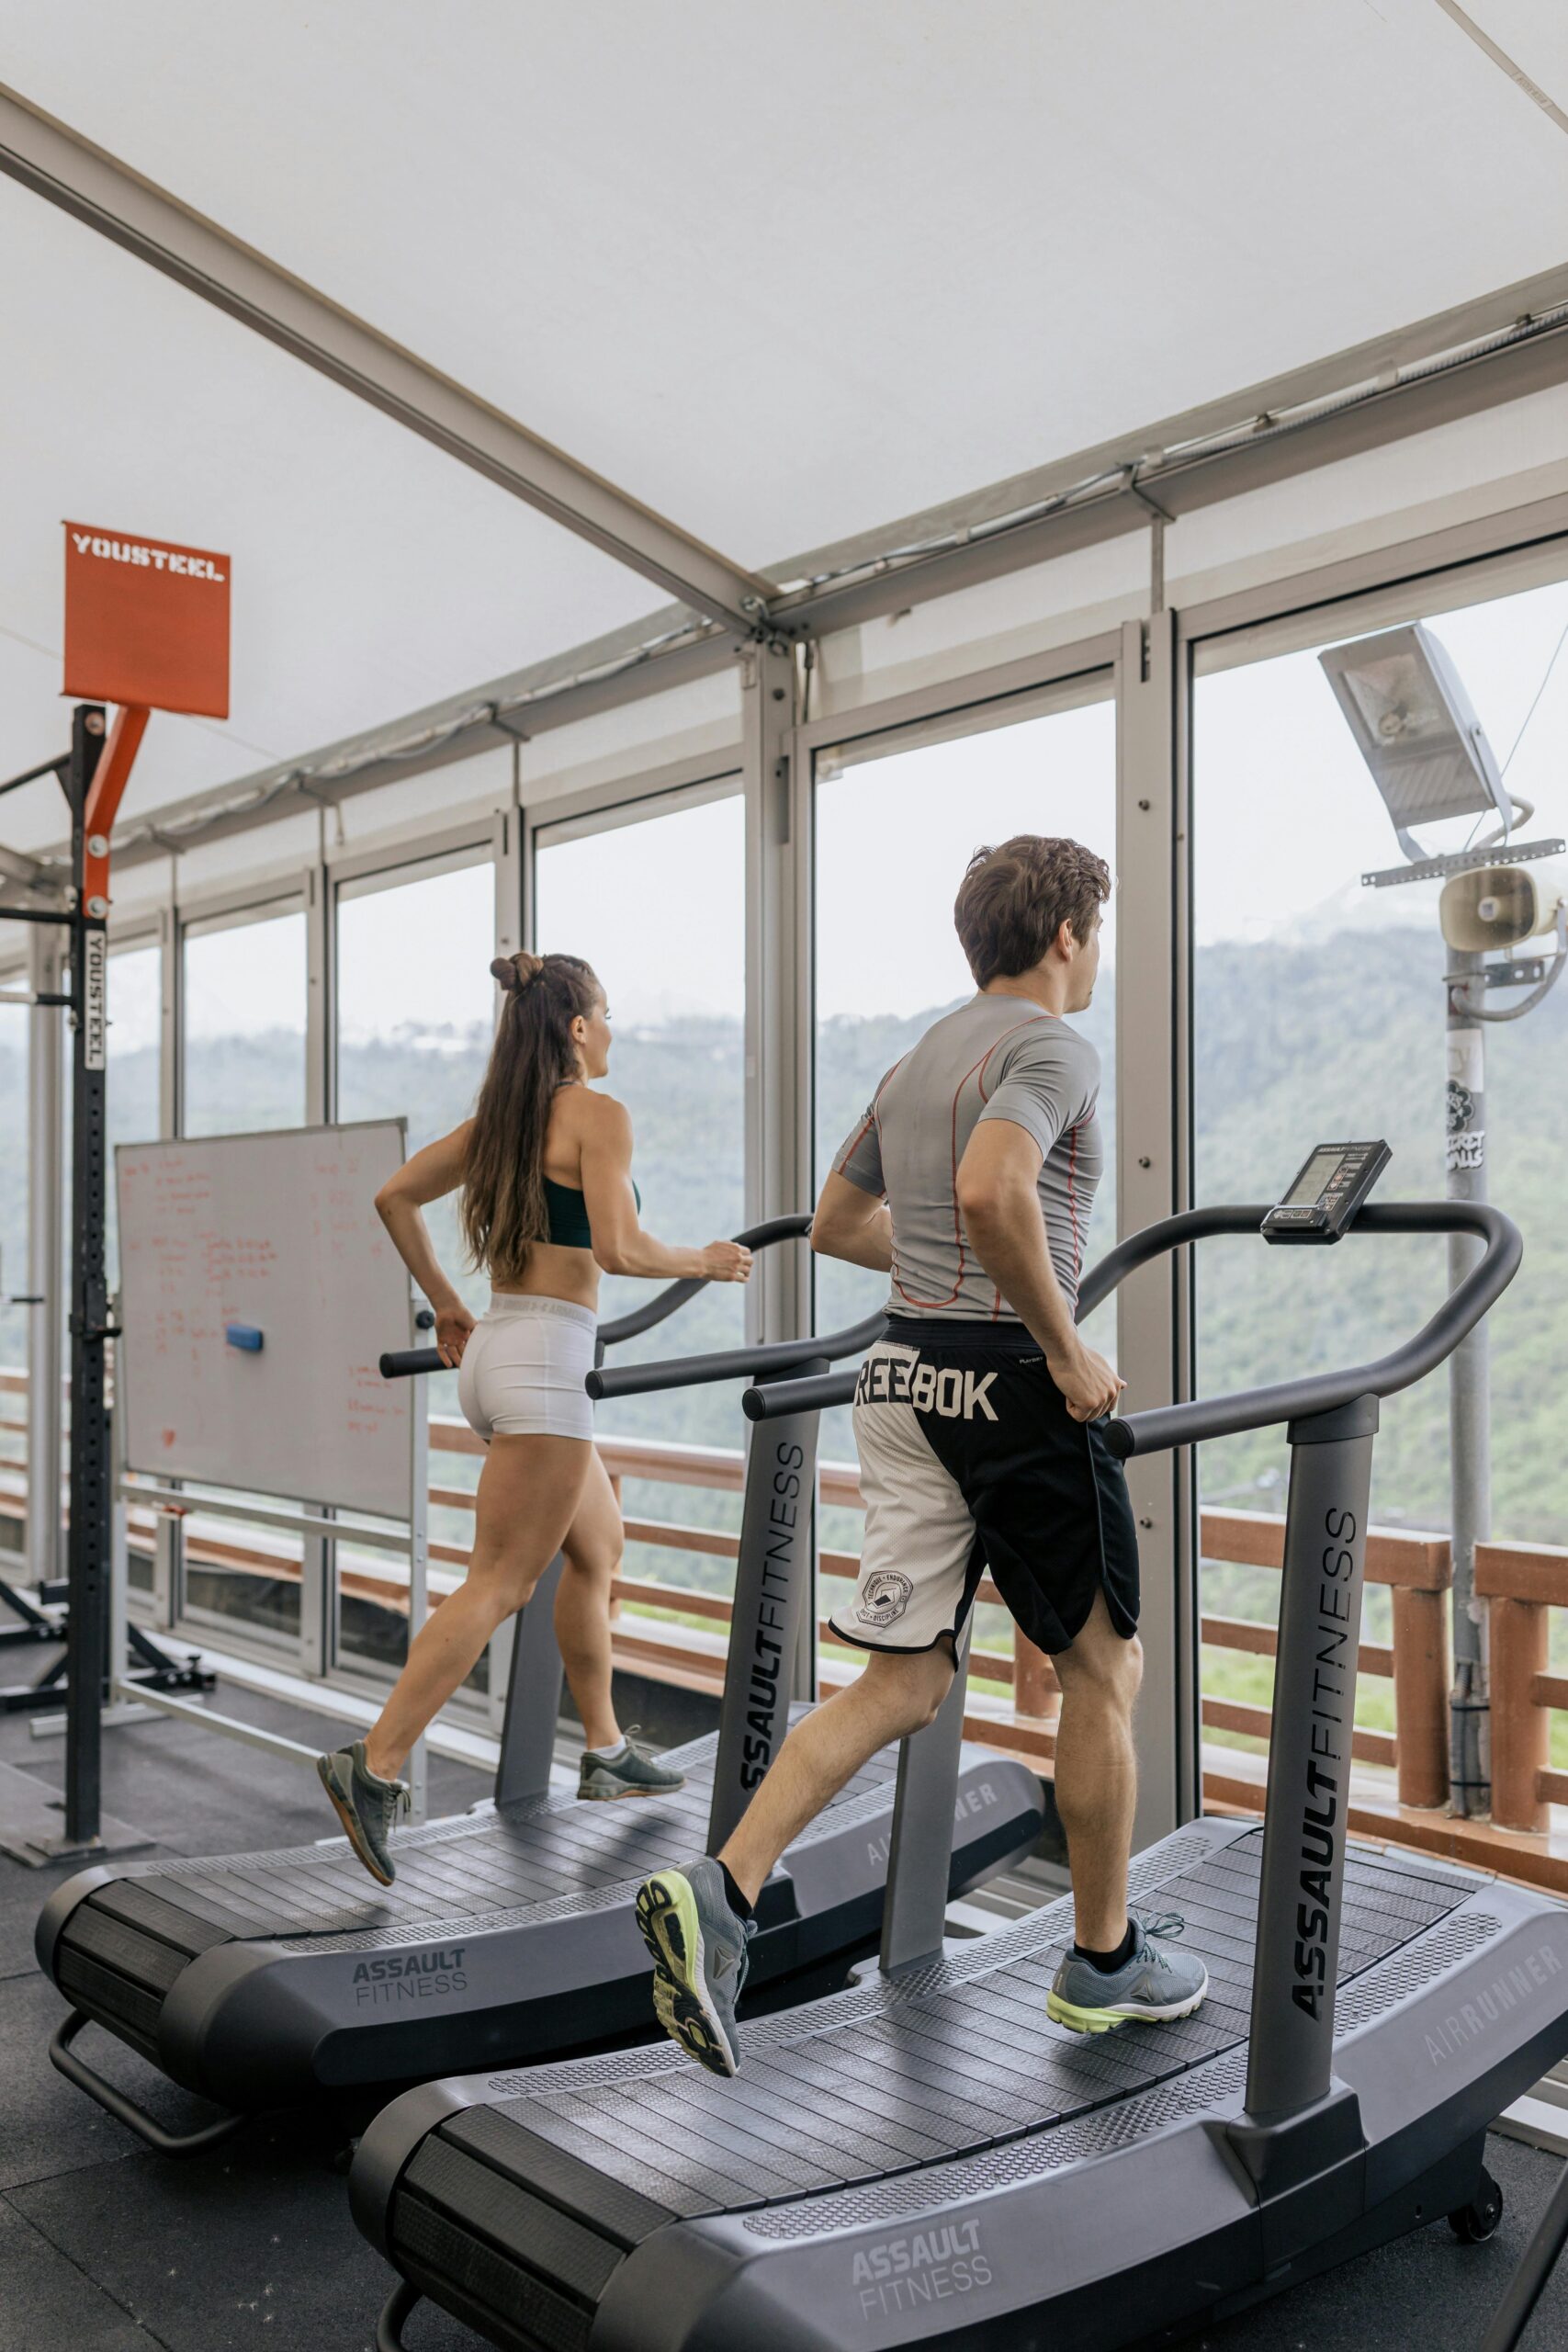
[828,1317,1140,1658]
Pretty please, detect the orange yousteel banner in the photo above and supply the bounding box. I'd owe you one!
[62,521,231,718]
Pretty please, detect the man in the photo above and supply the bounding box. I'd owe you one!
[637,833,1208,2076]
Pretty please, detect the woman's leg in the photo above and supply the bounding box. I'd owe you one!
[556,1446,624,1754]
[363,1433,592,1781]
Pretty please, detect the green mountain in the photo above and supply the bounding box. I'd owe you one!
[2,926,1562,1557]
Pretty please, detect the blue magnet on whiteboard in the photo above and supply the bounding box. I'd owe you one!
[225,1324,265,1353]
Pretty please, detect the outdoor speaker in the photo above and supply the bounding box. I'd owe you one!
[1438,861,1568,952]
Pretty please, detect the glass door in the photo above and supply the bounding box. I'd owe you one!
[811,683,1117,1711]
[1190,569,1568,1802]
[175,901,310,1648]
[333,852,497,1685]
[533,782,748,1679]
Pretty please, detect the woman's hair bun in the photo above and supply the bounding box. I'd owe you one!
[491,951,547,994]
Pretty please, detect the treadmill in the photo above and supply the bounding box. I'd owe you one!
[36,1216,1042,2151]
[352,1149,1568,2352]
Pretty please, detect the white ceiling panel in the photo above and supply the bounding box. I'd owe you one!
[2,0,1563,590]
[0,174,659,842]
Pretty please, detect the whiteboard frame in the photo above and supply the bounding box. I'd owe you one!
[111,1115,434,1820]
[114,1114,414,1511]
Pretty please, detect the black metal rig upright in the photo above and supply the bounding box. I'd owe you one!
[0,704,209,1856]
[62,703,112,1848]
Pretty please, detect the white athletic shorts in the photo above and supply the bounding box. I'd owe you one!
[828,1340,986,1655]
[828,1324,1139,1656]
[457,1293,597,1442]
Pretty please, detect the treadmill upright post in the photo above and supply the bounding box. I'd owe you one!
[879,1627,974,1973]
[705,1365,828,1857]
[1238,1391,1378,2126]
[493,1556,567,1807]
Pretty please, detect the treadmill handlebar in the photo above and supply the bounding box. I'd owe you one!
[378,1347,445,1379]
[588,1309,887,1401]
[1105,1201,1519,1459]
[378,1214,813,1381]
[743,1367,854,1421]
[744,1202,1522,1444]
[595,1212,813,1352]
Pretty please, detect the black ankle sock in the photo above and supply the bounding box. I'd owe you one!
[717,1861,754,1922]
[1074,1919,1135,1975]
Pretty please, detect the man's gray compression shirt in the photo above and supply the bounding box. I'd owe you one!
[833,993,1102,1320]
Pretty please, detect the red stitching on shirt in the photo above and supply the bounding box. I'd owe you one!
[870,1056,908,1139]
[835,1057,907,1190]
[976,1012,1051,1104]
[1066,1121,1082,1288]
[837,1111,876,1164]
[891,1017,1051,1313]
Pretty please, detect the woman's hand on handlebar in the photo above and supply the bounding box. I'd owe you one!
[701,1241,753,1283]
[434,1302,477,1366]
[1048,1340,1125,1423]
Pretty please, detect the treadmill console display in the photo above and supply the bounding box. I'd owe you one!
[1261,1139,1391,1244]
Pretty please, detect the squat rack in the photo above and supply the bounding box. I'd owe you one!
[0,701,208,1856]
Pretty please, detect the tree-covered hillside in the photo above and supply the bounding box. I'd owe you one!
[2,924,1563,1549]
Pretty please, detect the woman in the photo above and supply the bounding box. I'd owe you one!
[318,949,751,1885]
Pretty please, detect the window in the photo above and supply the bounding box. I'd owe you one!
[534,786,748,1657]
[814,689,1119,1347]
[176,908,309,1646]
[337,857,496,1317]
[335,855,497,1680]
[107,941,161,1290]
[534,787,748,1413]
[1191,571,1568,1769]
[812,688,1118,1700]
[183,907,307,1137]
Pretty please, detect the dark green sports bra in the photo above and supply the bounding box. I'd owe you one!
[543,1174,639,1251]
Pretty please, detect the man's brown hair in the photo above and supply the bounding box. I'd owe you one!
[953,835,1110,989]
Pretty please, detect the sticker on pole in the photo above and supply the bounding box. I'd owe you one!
[62,522,231,718]
[1446,1027,1483,1096]
[83,929,107,1071]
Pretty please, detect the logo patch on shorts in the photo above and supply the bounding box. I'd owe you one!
[857,1569,915,1628]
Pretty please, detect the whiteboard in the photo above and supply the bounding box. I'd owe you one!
[116,1121,416,1519]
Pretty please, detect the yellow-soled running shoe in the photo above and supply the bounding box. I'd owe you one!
[1046,1908,1209,2035]
[636,1858,756,2078]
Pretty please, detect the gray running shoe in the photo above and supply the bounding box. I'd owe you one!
[637,1856,756,2077]
[1046,1907,1209,2035]
[579,1727,687,1803]
[316,1741,410,1887]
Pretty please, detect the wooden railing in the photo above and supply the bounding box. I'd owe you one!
[1,1368,1563,1886]
[1198,1508,1450,1811]
[1480,1543,1568,1832]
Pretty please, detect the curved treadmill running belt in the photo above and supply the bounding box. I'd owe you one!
[357,1817,1568,2352]
[39,1713,1041,2106]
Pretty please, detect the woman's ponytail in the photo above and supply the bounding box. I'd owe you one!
[461,950,601,1283]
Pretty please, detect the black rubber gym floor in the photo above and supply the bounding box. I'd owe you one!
[2,1674,1564,2352]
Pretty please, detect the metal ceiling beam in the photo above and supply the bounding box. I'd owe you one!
[766,277,1568,637]
[0,81,773,633]
[0,843,50,891]
[47,624,738,879]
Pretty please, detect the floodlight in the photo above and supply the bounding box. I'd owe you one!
[1318,621,1509,861]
